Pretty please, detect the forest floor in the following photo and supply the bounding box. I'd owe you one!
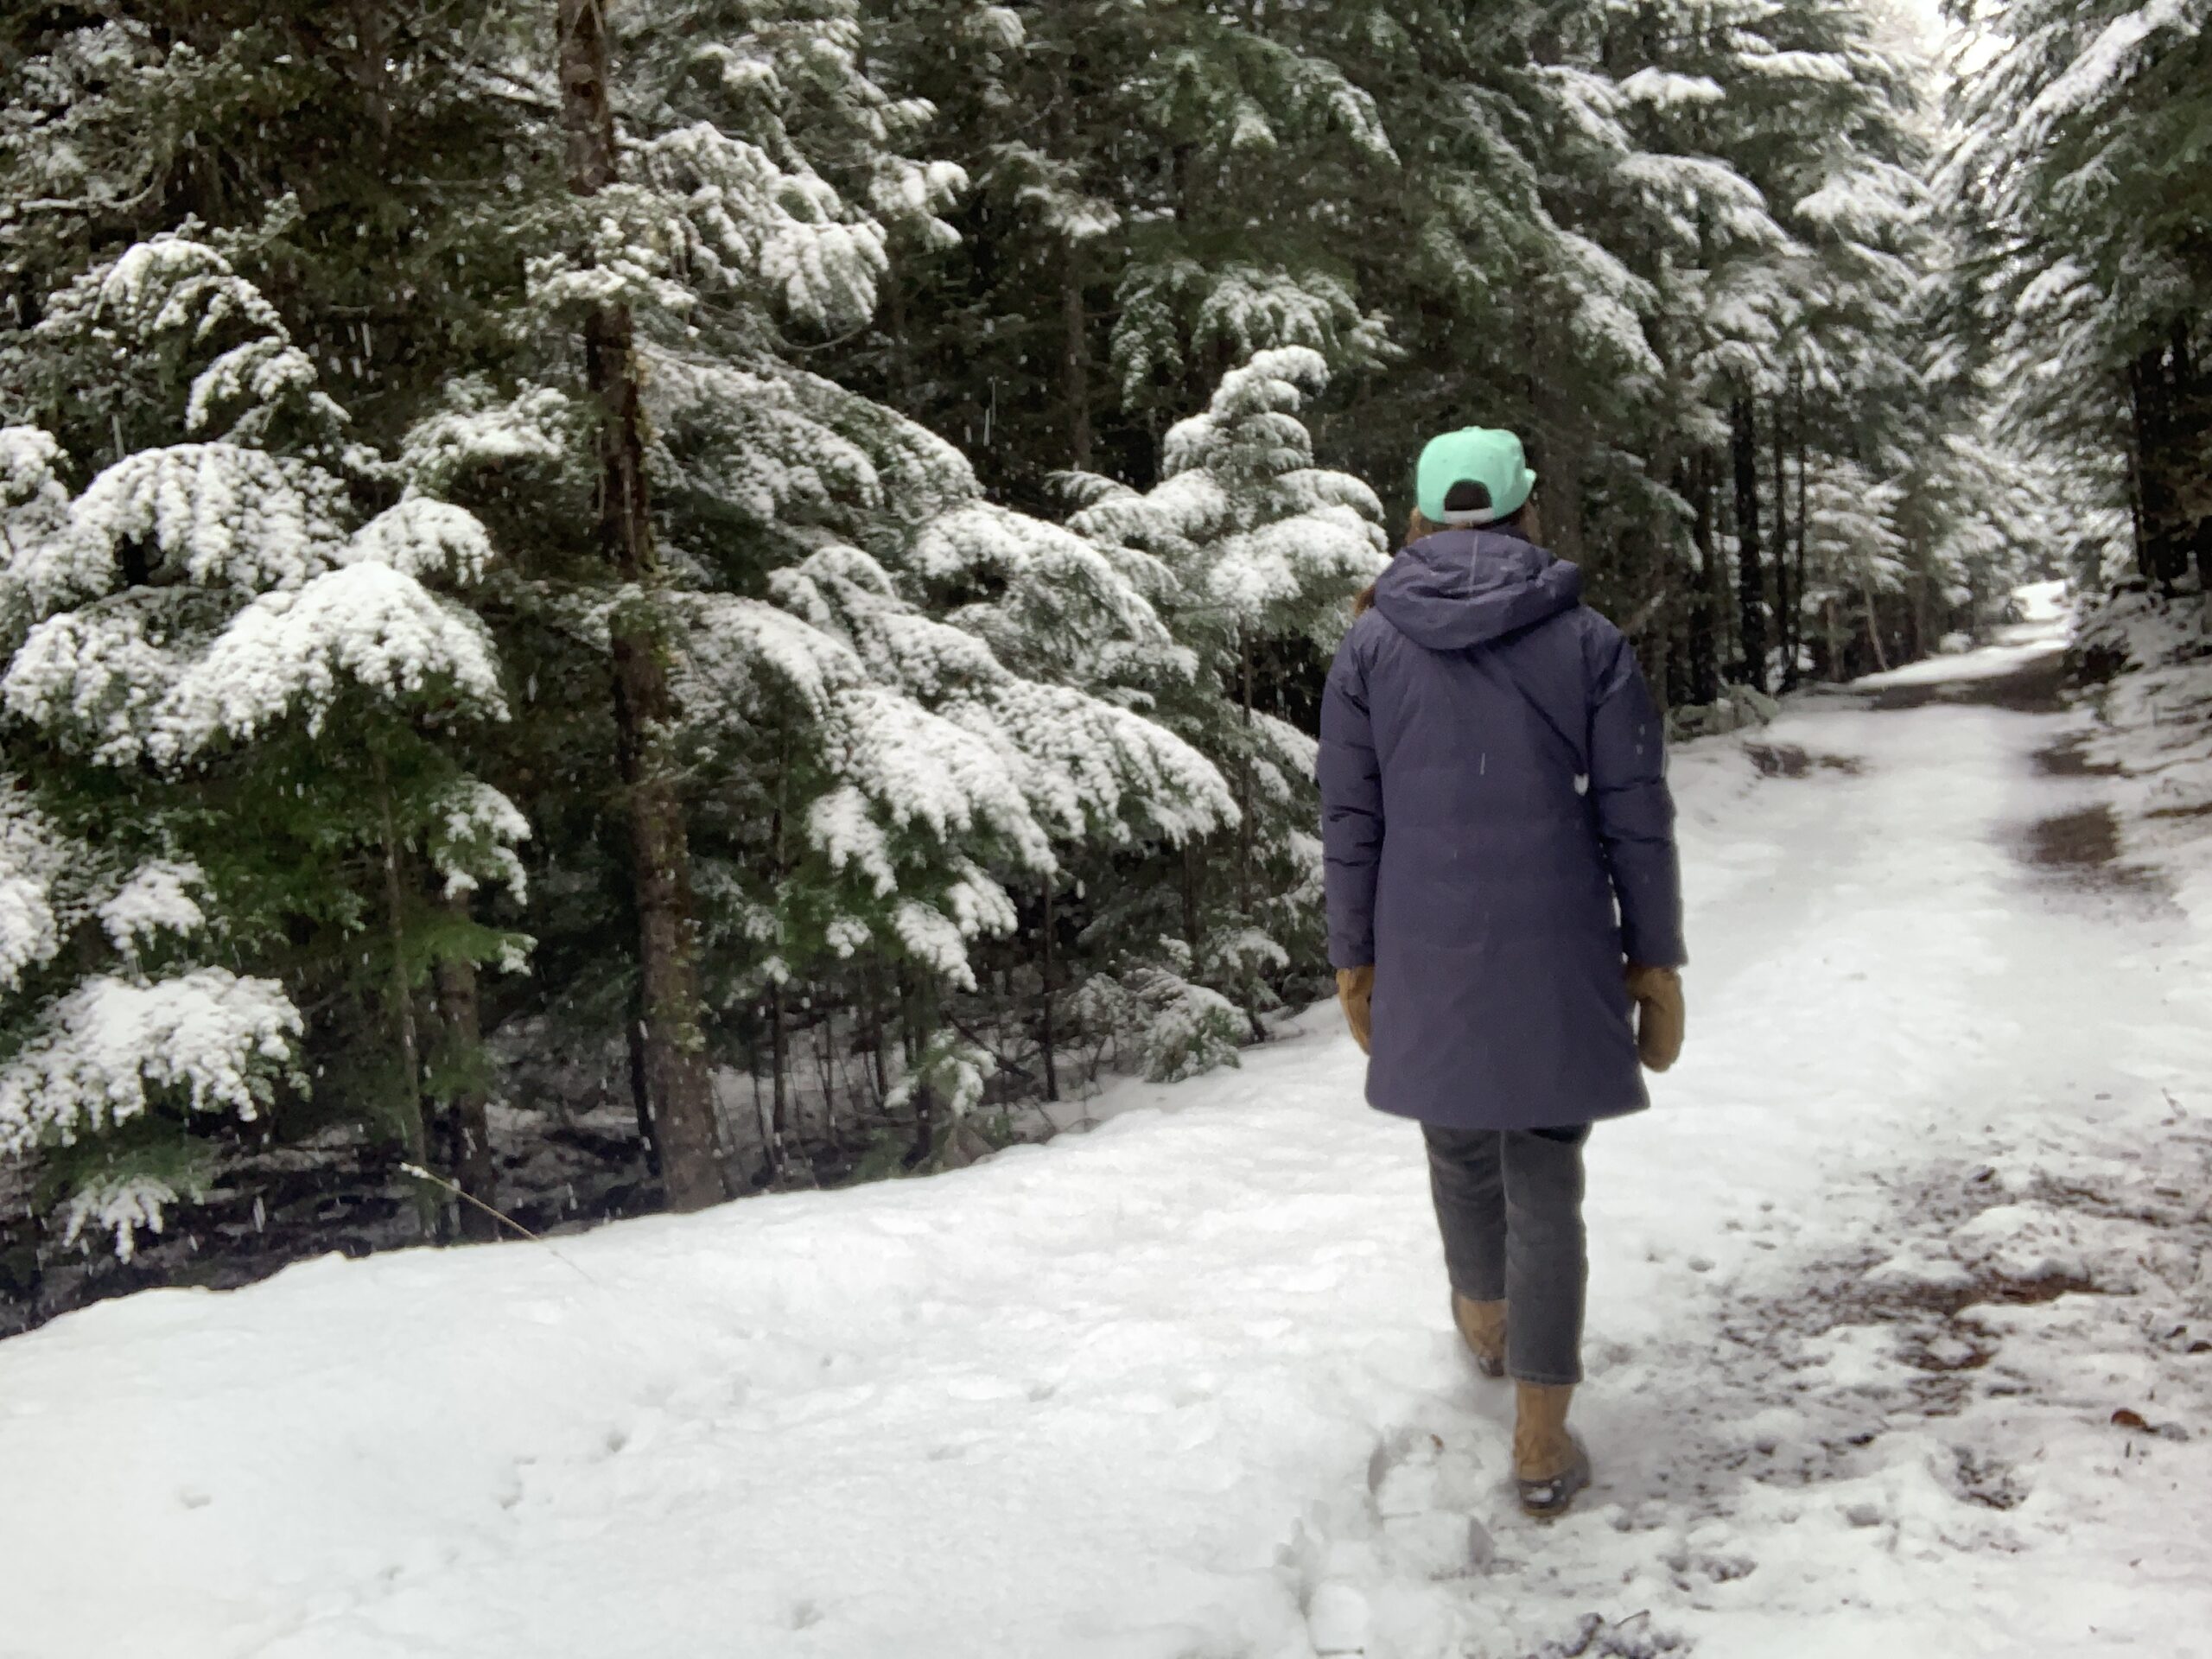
[4,588,2211,1659]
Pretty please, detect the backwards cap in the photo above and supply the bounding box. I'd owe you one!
[1415,428,1538,526]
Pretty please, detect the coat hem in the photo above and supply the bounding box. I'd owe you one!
[1363,1092,1649,1134]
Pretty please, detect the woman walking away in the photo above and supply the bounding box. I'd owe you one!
[1319,427,1687,1520]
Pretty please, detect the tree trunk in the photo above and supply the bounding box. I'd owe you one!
[1730,397,1768,693]
[1905,572,1923,658]
[1236,631,1255,918]
[625,1001,662,1181]
[1236,634,1265,1039]
[2127,347,2174,583]
[373,755,435,1237]
[2126,327,2199,589]
[1655,451,1691,709]
[1794,395,1812,675]
[1062,240,1092,473]
[767,977,790,1179]
[1862,580,1891,673]
[1688,454,1719,706]
[431,915,499,1243]
[1770,389,1795,689]
[1038,880,1060,1104]
[865,965,891,1108]
[2194,510,2212,619]
[557,0,728,1211]
[902,973,938,1164]
[1180,842,1202,957]
[1531,322,1588,568]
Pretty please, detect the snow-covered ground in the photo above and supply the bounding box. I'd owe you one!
[6,601,2211,1659]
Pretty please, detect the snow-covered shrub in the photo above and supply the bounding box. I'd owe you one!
[1071,957,1247,1086]
[1668,683,1781,742]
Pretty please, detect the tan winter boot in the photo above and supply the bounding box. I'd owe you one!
[1512,1382,1592,1520]
[1450,1294,1507,1379]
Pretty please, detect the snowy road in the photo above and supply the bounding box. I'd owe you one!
[5,608,2211,1659]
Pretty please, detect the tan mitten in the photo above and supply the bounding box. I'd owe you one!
[1624,963,1685,1072]
[1336,965,1375,1054]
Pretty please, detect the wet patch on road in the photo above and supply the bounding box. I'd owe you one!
[1857,647,2190,906]
[1856,651,2069,715]
[2018,804,2174,903]
[1742,742,1865,780]
[2032,732,2124,779]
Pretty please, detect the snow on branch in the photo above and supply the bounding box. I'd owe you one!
[340,499,497,586]
[3,594,198,766]
[73,236,276,341]
[1618,69,1726,109]
[2024,0,2204,134]
[97,860,207,958]
[1207,505,1385,622]
[36,234,348,442]
[947,680,1237,847]
[0,793,69,995]
[0,969,301,1154]
[986,143,1121,241]
[1617,154,1791,251]
[1795,162,1924,243]
[637,123,890,330]
[427,781,531,903]
[1115,265,1392,404]
[149,563,507,760]
[674,591,868,724]
[0,428,72,561]
[772,543,1003,696]
[398,382,576,496]
[28,444,349,612]
[829,683,1050,871]
[1163,346,1332,479]
[525,188,698,321]
[57,1173,187,1262]
[185,339,337,443]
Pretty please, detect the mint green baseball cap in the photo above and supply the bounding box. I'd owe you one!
[1415,428,1537,525]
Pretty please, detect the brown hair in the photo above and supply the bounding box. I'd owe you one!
[1353,509,1435,616]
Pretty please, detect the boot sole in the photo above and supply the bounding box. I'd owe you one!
[1516,1451,1592,1520]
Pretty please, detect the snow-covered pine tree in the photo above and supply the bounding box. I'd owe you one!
[460,0,1233,1172]
[550,0,731,1209]
[0,236,527,1255]
[1492,0,1948,702]
[1063,347,1384,1077]
[851,0,1401,507]
[1253,0,1636,558]
[1796,454,1909,673]
[1947,0,2212,599]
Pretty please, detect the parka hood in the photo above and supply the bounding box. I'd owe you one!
[1371,527,1583,652]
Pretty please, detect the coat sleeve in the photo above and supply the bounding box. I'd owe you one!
[1318,632,1383,969]
[1586,623,1687,969]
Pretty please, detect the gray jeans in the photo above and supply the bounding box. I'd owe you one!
[1423,1123,1589,1386]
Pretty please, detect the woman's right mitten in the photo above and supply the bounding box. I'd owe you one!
[1624,963,1684,1072]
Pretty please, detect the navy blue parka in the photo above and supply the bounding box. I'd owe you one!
[1319,524,1686,1131]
